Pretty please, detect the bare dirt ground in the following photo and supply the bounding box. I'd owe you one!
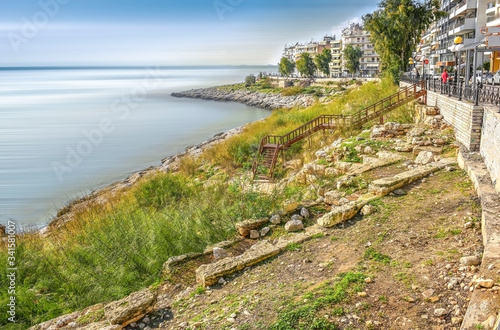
[125,121,487,330]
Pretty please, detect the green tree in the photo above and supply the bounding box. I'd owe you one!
[363,0,445,83]
[278,57,295,77]
[315,48,332,77]
[296,52,316,77]
[343,44,363,76]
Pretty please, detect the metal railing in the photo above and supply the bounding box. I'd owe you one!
[401,76,500,107]
[252,81,427,179]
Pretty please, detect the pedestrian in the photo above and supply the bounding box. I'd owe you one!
[441,69,448,84]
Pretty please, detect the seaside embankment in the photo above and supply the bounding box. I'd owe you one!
[171,86,315,109]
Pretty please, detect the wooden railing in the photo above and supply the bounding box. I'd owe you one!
[252,81,426,179]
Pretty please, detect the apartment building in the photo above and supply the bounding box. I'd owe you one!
[281,35,335,76]
[341,23,380,76]
[330,38,343,77]
[486,0,500,71]
[416,0,488,76]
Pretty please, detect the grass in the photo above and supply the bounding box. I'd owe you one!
[0,78,407,328]
[363,247,391,265]
[269,272,366,329]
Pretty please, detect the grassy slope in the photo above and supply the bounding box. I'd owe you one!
[0,79,403,328]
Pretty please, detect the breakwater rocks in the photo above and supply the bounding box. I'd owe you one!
[171,87,315,109]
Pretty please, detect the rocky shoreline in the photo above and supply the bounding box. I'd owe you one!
[171,87,315,109]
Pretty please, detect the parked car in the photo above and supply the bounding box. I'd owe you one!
[485,72,494,85]
[492,70,500,85]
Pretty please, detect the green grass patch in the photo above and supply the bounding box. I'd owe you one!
[269,272,366,329]
[363,247,391,265]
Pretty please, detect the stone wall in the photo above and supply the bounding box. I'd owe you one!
[425,90,483,151]
[481,106,500,194]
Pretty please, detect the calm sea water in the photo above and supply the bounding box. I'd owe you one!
[0,66,275,228]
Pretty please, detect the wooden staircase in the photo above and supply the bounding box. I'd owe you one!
[252,81,426,180]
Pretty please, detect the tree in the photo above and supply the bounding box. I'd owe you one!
[343,44,363,76]
[278,57,295,77]
[315,49,332,77]
[363,0,445,83]
[245,74,256,86]
[296,52,316,77]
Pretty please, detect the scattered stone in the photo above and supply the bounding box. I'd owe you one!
[422,289,434,300]
[291,214,304,221]
[282,200,299,213]
[393,189,406,196]
[364,146,374,154]
[285,220,304,232]
[213,247,229,260]
[429,296,440,303]
[300,207,310,219]
[364,277,373,283]
[260,227,270,237]
[269,214,281,225]
[451,317,463,324]
[477,279,495,288]
[338,197,350,205]
[460,256,481,266]
[357,292,367,297]
[235,218,268,237]
[464,221,473,229]
[361,205,376,216]
[324,190,346,205]
[218,278,227,285]
[434,308,447,317]
[249,230,260,239]
[415,151,435,165]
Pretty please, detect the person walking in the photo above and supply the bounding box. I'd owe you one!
[441,68,448,84]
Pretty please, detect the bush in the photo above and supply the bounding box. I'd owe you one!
[245,74,256,86]
[281,86,303,96]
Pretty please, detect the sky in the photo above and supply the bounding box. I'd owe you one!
[0,0,379,66]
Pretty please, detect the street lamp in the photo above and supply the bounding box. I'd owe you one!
[454,36,463,84]
[409,58,414,80]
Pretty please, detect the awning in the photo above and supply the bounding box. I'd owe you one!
[460,37,486,51]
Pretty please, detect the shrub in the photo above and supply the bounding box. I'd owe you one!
[245,74,256,86]
[281,86,303,96]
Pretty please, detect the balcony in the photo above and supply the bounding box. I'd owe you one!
[487,13,500,26]
[449,0,477,19]
[449,17,475,35]
[486,2,497,14]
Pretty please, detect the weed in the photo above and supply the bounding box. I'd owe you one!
[363,247,391,265]
[287,243,303,251]
[311,233,325,239]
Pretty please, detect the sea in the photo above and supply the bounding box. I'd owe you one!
[0,66,276,228]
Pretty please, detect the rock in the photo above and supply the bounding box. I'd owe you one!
[104,289,157,326]
[324,190,346,205]
[285,220,304,232]
[415,151,435,165]
[364,277,373,283]
[364,146,374,154]
[317,203,362,228]
[269,214,281,225]
[260,227,270,237]
[213,247,229,260]
[291,214,304,221]
[426,107,438,115]
[300,207,310,219]
[429,296,440,303]
[235,219,268,237]
[357,292,367,297]
[422,289,434,299]
[249,230,260,239]
[338,197,350,206]
[451,317,463,324]
[477,279,495,288]
[460,256,481,266]
[361,205,376,216]
[282,200,299,213]
[196,241,280,287]
[393,189,406,196]
[434,308,447,317]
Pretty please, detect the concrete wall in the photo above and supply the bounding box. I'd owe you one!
[481,106,500,194]
[426,90,483,151]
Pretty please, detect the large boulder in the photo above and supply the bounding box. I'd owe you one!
[285,219,304,232]
[235,218,268,237]
[104,289,157,326]
[317,203,362,228]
